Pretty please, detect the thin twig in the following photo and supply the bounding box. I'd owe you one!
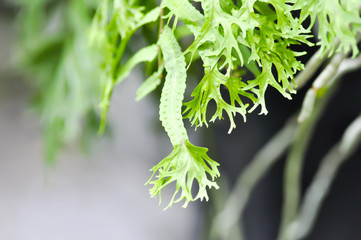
[290,113,361,240]
[311,52,346,91]
[297,52,346,122]
[209,176,244,240]
[210,116,298,240]
[278,52,361,240]
[277,62,343,240]
[285,56,361,240]
[293,50,328,90]
[157,7,164,69]
[293,39,340,90]
[297,35,361,123]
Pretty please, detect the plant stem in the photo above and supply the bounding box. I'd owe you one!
[297,35,361,123]
[286,55,361,240]
[277,51,355,240]
[292,113,361,240]
[158,7,164,68]
[293,50,328,90]
[209,176,243,240]
[112,33,132,80]
[98,31,133,134]
[293,39,340,90]
[210,116,298,240]
[278,71,343,240]
[297,52,346,122]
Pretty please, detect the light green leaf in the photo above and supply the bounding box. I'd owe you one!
[239,45,261,77]
[135,64,164,101]
[98,44,158,133]
[146,27,220,209]
[161,0,204,36]
[295,0,361,56]
[116,44,158,84]
[157,27,188,146]
[183,68,251,133]
[92,2,161,134]
[147,141,220,210]
[135,6,161,28]
[178,0,309,129]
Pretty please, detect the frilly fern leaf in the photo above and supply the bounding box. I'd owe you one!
[146,27,220,209]
[16,0,361,209]
[173,0,311,128]
[135,64,164,101]
[147,141,220,209]
[183,68,251,133]
[89,0,160,133]
[294,0,361,57]
[15,0,102,162]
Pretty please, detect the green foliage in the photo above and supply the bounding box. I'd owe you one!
[166,0,311,125]
[15,0,102,162]
[15,0,361,208]
[135,64,164,101]
[146,27,220,208]
[294,0,361,57]
[89,0,160,133]
[147,140,220,209]
[183,68,252,133]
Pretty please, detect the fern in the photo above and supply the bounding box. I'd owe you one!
[146,27,220,209]
[15,0,361,209]
[89,0,160,133]
[14,0,102,162]
[294,0,361,56]
[135,64,164,101]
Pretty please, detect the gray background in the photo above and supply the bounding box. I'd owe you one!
[0,12,198,240]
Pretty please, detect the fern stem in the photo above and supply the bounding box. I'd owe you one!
[111,33,132,80]
[291,114,361,240]
[210,116,298,240]
[293,39,343,90]
[208,176,243,240]
[158,7,164,69]
[277,110,319,240]
[277,55,348,240]
[293,50,328,89]
[297,52,346,122]
[297,35,361,123]
[284,56,361,240]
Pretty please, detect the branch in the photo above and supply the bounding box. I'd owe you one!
[277,55,347,240]
[210,116,298,240]
[284,55,361,240]
[278,52,361,240]
[290,113,361,240]
[297,35,361,123]
[297,52,346,122]
[293,49,329,90]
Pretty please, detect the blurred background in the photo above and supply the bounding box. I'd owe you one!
[0,2,201,239]
[1,1,361,240]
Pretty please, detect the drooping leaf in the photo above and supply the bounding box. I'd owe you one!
[135,64,164,101]
[135,6,161,28]
[294,0,361,57]
[183,68,251,133]
[116,44,158,84]
[146,27,220,209]
[15,0,102,163]
[91,1,161,133]
[147,141,220,209]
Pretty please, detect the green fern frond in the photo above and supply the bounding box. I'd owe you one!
[146,27,220,209]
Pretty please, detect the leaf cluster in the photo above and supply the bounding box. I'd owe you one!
[14,0,361,208]
[14,0,102,161]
